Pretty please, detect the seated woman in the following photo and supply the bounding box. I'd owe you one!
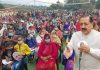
[1,44,21,70]
[36,34,59,70]
[51,30,61,46]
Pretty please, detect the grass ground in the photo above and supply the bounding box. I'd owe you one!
[28,63,64,70]
[0,63,64,70]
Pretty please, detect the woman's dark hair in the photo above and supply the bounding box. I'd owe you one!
[44,34,50,39]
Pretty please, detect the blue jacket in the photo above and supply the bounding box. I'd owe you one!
[25,37,37,48]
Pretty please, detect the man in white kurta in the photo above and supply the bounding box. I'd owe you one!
[66,16,100,70]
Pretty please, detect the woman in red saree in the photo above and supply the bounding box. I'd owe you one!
[36,34,59,70]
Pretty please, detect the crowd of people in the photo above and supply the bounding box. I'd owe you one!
[0,9,100,70]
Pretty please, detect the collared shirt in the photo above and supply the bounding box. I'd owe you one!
[67,29,100,70]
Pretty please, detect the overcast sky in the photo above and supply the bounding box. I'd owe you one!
[0,0,64,6]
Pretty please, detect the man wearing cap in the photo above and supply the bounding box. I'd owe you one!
[16,21,28,37]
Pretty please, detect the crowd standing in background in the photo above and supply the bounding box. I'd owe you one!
[0,9,100,70]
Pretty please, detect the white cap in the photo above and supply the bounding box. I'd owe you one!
[20,20,24,23]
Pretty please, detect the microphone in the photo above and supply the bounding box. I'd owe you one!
[79,51,82,70]
[79,42,84,61]
[78,41,88,70]
[79,51,82,61]
[79,52,82,70]
[78,41,88,59]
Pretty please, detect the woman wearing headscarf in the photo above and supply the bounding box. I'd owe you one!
[36,34,59,70]
[62,47,75,70]
[51,30,61,46]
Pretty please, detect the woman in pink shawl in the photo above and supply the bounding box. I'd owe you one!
[36,34,59,70]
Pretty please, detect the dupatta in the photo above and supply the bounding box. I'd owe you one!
[62,49,75,70]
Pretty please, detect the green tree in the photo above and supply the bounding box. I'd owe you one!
[0,4,4,9]
[48,3,63,10]
[96,0,100,9]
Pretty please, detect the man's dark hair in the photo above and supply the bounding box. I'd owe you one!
[81,16,94,24]
[89,16,94,23]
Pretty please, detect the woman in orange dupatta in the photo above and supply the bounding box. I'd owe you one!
[36,34,59,70]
